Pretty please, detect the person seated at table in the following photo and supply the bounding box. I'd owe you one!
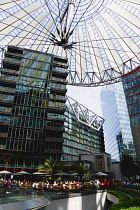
[53,181,58,188]
[45,181,50,189]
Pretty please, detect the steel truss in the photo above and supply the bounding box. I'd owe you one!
[68,59,140,86]
[66,95,104,131]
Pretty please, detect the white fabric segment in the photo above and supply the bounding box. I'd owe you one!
[95,20,123,71]
[75,27,86,78]
[122,0,140,9]
[31,20,53,51]
[102,13,140,61]
[66,35,72,68]
[75,28,81,76]
[46,44,56,55]
[122,18,139,39]
[0,0,26,6]
[0,3,43,33]
[77,27,86,78]
[0,0,26,10]
[9,13,47,46]
[61,48,66,58]
[125,0,140,3]
[86,24,105,73]
[106,4,140,29]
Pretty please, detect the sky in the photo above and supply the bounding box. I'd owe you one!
[67,85,103,117]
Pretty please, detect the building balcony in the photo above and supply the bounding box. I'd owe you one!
[0,144,6,150]
[0,109,12,116]
[52,68,68,76]
[48,106,66,113]
[1,69,18,77]
[51,77,67,84]
[0,99,13,107]
[0,79,16,88]
[0,133,8,138]
[4,57,20,65]
[45,137,63,142]
[7,46,23,55]
[45,126,64,131]
[53,60,68,68]
[0,121,9,126]
[47,115,65,121]
[49,95,66,102]
[50,86,67,94]
[44,148,63,154]
[0,89,15,95]
[3,61,20,71]
[5,51,22,59]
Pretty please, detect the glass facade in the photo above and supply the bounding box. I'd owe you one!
[62,107,105,162]
[0,46,105,172]
[0,46,68,171]
[122,67,140,159]
[100,82,135,160]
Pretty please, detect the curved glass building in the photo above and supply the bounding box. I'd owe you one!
[100,82,135,160]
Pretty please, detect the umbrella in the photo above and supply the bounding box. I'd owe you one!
[96,172,108,176]
[91,173,100,177]
[72,173,79,176]
[0,170,12,174]
[55,172,71,176]
[14,170,30,175]
[32,172,49,175]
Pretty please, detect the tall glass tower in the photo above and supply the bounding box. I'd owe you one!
[122,66,140,159]
[100,82,135,160]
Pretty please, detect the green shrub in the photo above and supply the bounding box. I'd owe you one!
[120,208,140,210]
[114,187,140,206]
[108,189,140,210]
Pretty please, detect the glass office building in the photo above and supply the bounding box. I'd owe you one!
[100,82,135,160]
[122,66,140,159]
[62,105,105,162]
[0,46,105,172]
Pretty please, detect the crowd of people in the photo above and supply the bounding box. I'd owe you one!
[0,178,111,192]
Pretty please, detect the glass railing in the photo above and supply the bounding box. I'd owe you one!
[4,58,20,65]
[6,51,23,57]
[52,67,68,73]
[47,115,65,120]
[53,60,68,67]
[0,188,50,205]
[50,84,67,90]
[0,99,13,104]
[51,77,67,83]
[49,94,66,101]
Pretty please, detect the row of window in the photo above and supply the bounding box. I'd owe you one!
[1,139,62,152]
[128,102,140,115]
[131,113,140,125]
[63,146,89,155]
[122,69,140,84]
[123,77,140,90]
[125,85,140,98]
[61,154,79,161]
[127,92,140,104]
[9,117,64,129]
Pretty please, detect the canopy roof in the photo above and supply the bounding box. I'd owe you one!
[0,0,140,86]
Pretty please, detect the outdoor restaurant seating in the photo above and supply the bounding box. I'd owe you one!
[0,178,104,195]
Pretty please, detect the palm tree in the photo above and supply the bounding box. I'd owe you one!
[39,159,61,182]
[76,163,88,181]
